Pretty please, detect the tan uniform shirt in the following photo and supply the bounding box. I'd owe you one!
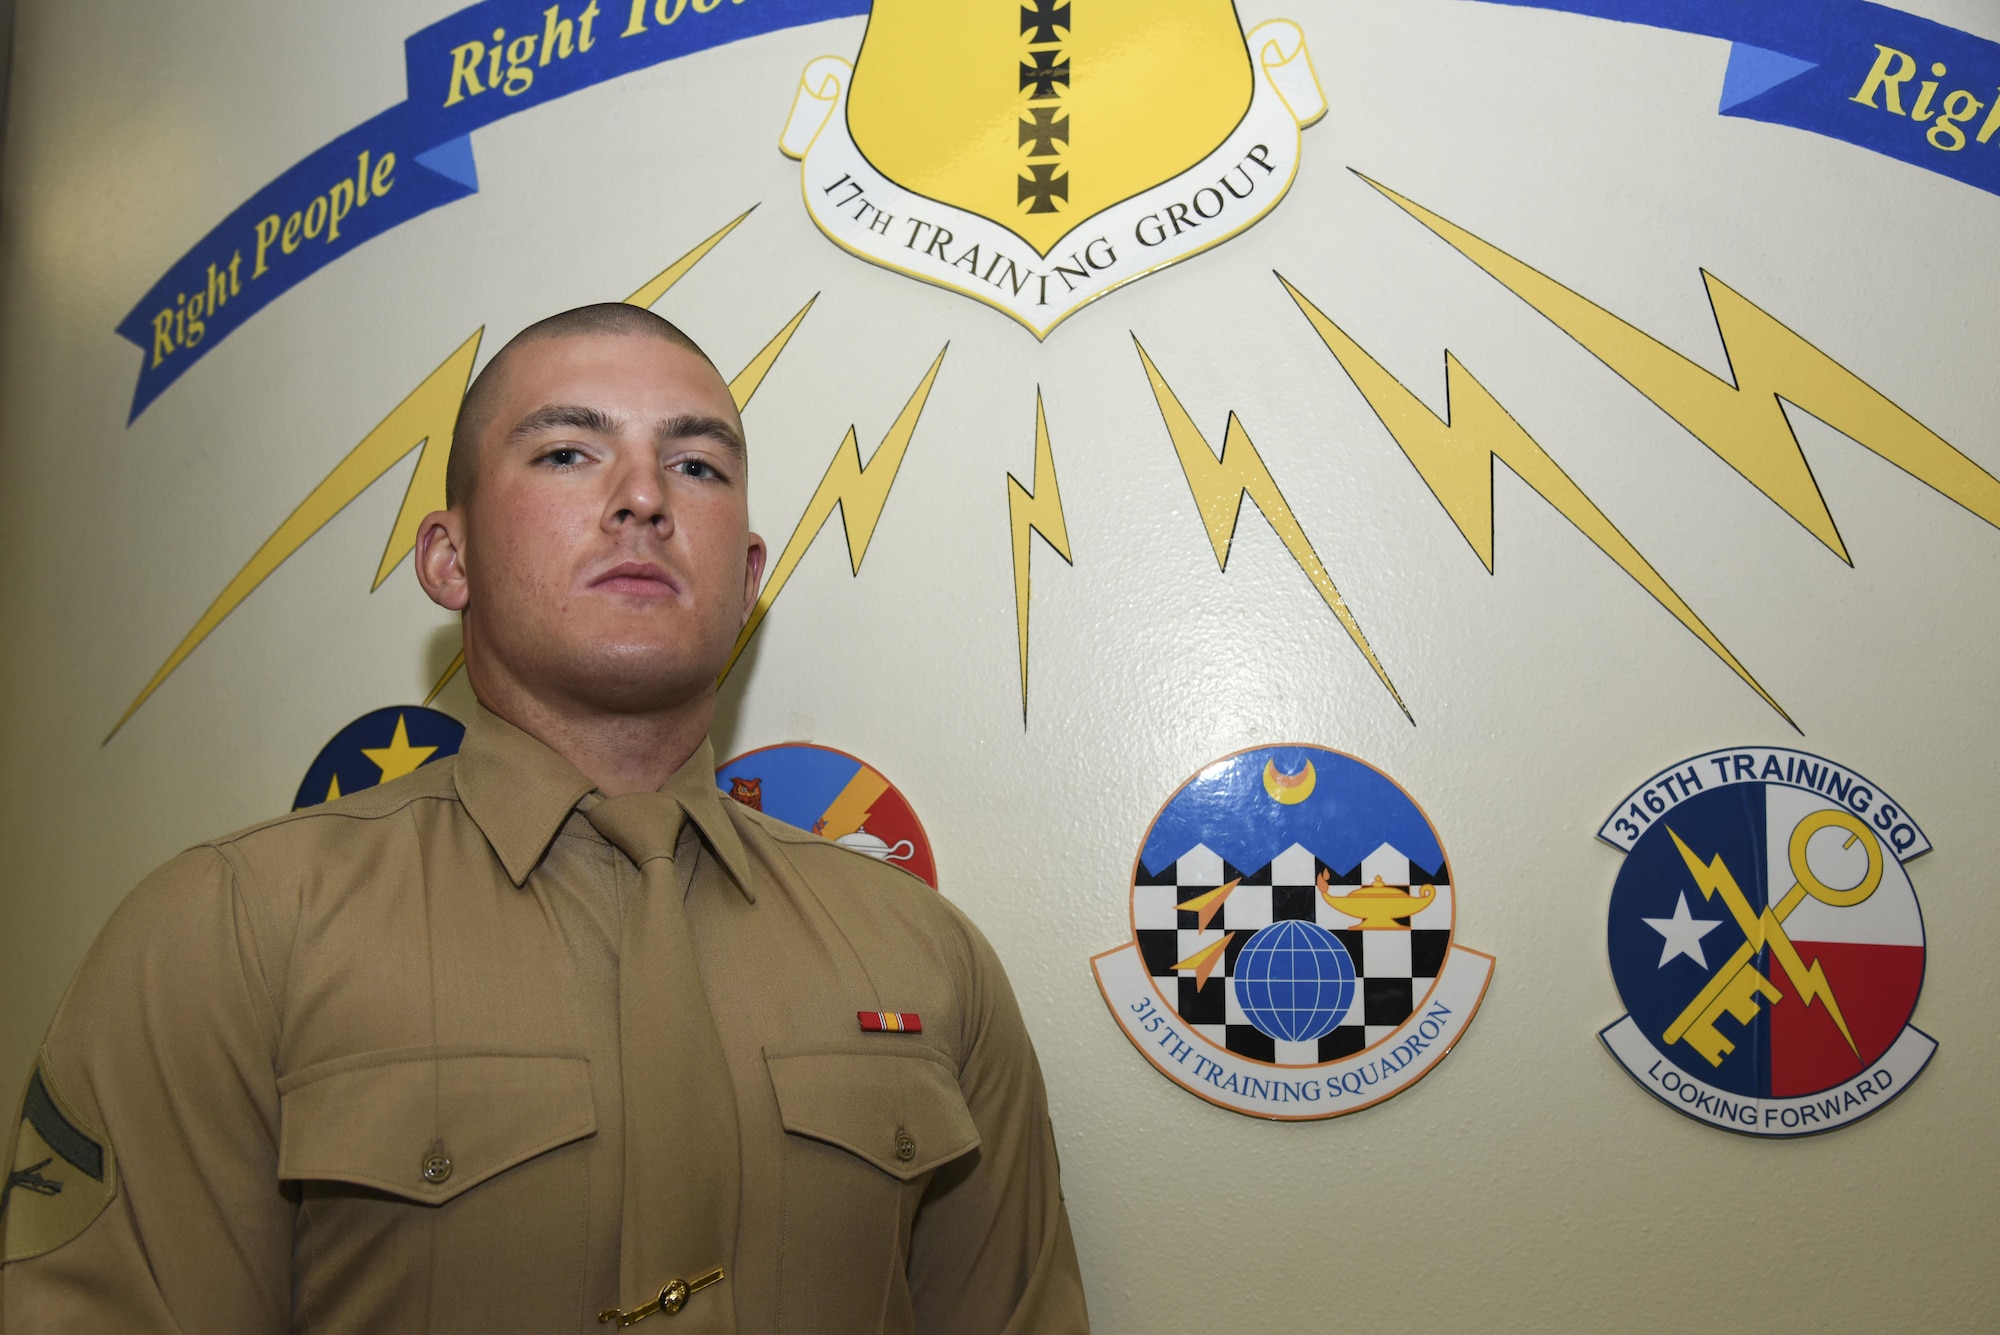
[1,707,1088,1333]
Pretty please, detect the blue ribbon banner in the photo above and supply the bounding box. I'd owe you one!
[123,1,1994,422]
[1476,2,2000,197]
[117,0,864,422]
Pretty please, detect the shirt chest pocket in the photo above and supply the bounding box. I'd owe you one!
[277,1048,596,1202]
[765,1050,980,1330]
[277,1049,597,1332]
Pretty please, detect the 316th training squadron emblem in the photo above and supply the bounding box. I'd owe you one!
[1599,748,1937,1136]
[1093,746,1493,1119]
[779,1,1327,335]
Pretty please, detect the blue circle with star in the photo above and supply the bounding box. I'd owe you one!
[293,706,466,810]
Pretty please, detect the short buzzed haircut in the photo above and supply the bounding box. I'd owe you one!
[444,303,724,508]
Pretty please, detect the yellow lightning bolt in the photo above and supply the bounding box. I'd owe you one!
[107,327,484,741]
[624,205,755,310]
[1008,390,1074,724]
[1171,933,1236,991]
[722,294,816,410]
[815,765,890,842]
[1360,174,2000,560]
[1759,923,1859,1057]
[102,207,794,737]
[1175,878,1242,934]
[1663,827,1859,1061]
[1281,275,1790,727]
[1134,338,1409,721]
[721,345,949,681]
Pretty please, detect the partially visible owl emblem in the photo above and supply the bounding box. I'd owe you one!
[727,776,764,811]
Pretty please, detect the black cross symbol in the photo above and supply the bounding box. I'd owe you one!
[1018,163,1069,214]
[1020,0,1070,45]
[1019,107,1070,157]
[1019,49,1070,99]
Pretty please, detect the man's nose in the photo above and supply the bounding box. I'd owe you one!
[606,454,672,532]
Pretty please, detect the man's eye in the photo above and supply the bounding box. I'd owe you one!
[539,447,583,467]
[677,458,718,479]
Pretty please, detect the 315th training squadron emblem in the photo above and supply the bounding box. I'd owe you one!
[778,1,1326,335]
[1599,748,1937,1136]
[1093,746,1493,1119]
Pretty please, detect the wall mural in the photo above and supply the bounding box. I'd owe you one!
[94,0,2000,1133]
[106,0,2000,746]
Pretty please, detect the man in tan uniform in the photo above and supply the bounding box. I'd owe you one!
[1,304,1089,1333]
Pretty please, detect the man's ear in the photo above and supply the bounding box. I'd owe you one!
[416,509,471,611]
[741,532,768,624]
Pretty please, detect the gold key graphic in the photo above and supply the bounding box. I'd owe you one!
[1662,808,1884,1067]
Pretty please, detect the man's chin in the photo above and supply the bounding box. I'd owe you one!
[465,620,730,719]
[549,651,724,716]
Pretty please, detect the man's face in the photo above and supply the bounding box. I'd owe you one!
[438,332,765,715]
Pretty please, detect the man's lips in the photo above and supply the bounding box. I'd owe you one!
[587,560,682,598]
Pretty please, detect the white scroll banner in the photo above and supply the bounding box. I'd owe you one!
[1093,939,1494,1120]
[1599,1015,1937,1136]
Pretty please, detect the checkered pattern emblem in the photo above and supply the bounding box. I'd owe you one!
[1133,841,1454,1066]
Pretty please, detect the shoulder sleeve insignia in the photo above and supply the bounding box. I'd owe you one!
[2,1063,117,1262]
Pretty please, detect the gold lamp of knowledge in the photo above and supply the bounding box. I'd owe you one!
[1663,809,1885,1068]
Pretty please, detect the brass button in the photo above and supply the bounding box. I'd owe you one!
[422,1153,453,1184]
[894,1132,916,1162]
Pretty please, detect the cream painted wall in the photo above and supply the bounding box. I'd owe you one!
[3,0,1998,1329]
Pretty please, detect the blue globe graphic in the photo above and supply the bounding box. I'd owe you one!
[1232,920,1357,1043]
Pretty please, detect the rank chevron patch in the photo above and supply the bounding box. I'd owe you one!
[3,1065,117,1263]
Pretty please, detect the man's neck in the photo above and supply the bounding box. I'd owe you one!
[469,666,715,796]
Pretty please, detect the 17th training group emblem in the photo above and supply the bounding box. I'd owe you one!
[779,1,1327,335]
[1093,745,1492,1119]
[1599,748,1936,1136]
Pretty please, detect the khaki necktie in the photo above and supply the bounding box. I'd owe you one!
[584,792,741,1331]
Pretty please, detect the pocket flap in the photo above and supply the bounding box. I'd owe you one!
[766,1051,979,1181]
[278,1049,594,1205]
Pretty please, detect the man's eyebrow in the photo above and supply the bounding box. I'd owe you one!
[658,413,746,458]
[506,403,622,443]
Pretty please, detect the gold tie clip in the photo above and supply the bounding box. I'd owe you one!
[598,1268,725,1326]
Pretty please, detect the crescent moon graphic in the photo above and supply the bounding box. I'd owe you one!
[1263,758,1316,805]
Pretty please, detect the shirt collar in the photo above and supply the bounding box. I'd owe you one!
[659,735,757,903]
[453,704,597,886]
[454,702,754,900]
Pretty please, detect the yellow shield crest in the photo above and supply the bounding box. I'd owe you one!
[846,0,1255,255]
[781,5,1323,335]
